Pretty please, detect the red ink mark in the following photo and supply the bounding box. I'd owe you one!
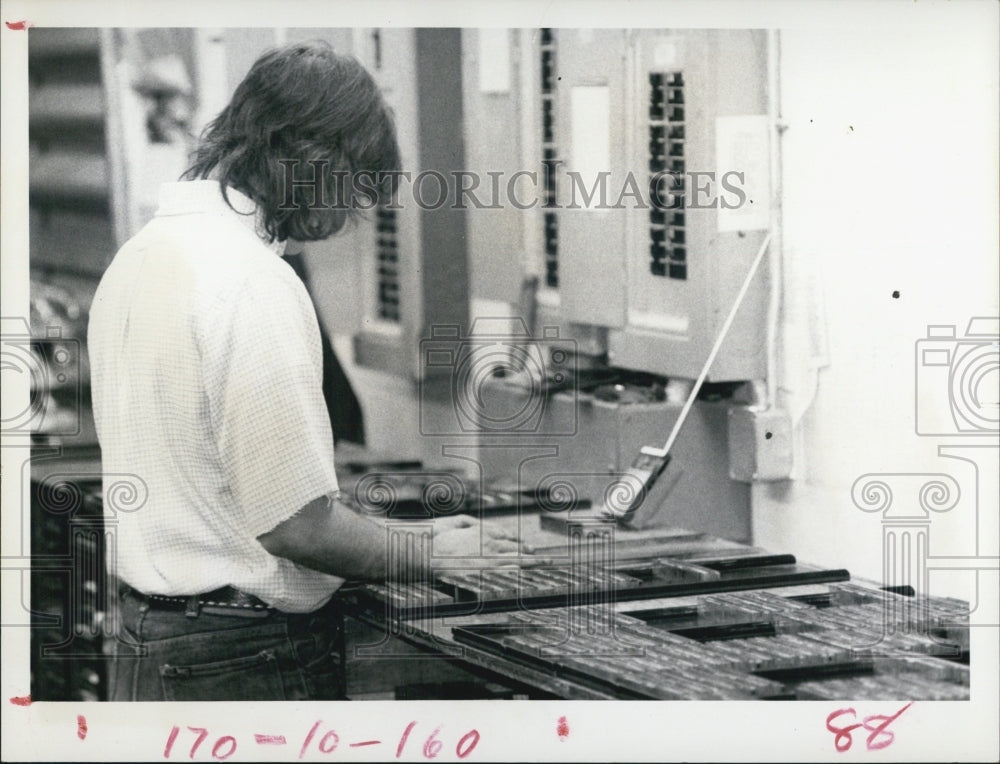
[826,702,913,753]
[164,725,180,758]
[318,730,339,754]
[349,740,381,747]
[299,720,321,759]
[253,735,286,745]
[456,730,480,759]
[556,715,570,741]
[188,727,210,758]
[163,728,238,760]
[5,20,34,30]
[77,715,88,740]
[396,721,417,758]
[10,695,32,706]
[422,727,443,759]
[826,708,861,753]
[862,702,913,751]
[211,736,237,760]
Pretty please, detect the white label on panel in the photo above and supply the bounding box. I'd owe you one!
[627,309,690,334]
[716,115,771,232]
[469,298,521,335]
[570,85,611,205]
[653,41,678,68]
[478,29,510,94]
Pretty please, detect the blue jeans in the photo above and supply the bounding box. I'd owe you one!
[110,587,346,701]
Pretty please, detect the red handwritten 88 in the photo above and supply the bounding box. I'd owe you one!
[825,702,913,753]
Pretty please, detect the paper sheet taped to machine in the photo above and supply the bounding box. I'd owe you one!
[716,114,771,232]
[571,85,611,200]
[478,29,511,94]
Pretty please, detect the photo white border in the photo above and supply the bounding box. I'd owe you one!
[2,1,998,761]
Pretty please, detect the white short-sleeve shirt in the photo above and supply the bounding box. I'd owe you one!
[88,180,343,612]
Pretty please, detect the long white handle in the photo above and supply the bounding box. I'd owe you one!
[647,232,772,459]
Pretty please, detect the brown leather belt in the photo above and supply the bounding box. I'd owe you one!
[121,583,276,618]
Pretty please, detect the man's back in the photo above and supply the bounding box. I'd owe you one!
[89,180,341,612]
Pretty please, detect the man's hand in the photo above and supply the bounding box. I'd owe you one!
[259,495,533,582]
[432,523,522,557]
[430,513,479,536]
[431,514,533,555]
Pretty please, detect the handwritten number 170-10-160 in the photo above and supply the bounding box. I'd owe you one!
[163,721,480,760]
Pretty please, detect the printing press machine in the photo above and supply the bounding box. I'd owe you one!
[26,451,972,702]
[334,461,971,701]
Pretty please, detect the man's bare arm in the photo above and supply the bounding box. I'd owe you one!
[257,495,396,580]
[257,495,521,581]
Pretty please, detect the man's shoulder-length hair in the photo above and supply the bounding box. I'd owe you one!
[183,39,401,243]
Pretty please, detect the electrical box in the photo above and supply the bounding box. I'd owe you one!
[348,28,470,381]
[548,29,631,330]
[728,405,794,482]
[459,29,526,307]
[488,29,772,383]
[610,29,771,382]
[456,29,777,536]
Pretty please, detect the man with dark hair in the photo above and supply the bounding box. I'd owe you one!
[88,40,517,701]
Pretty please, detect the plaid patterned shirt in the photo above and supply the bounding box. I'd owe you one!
[89,181,343,612]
